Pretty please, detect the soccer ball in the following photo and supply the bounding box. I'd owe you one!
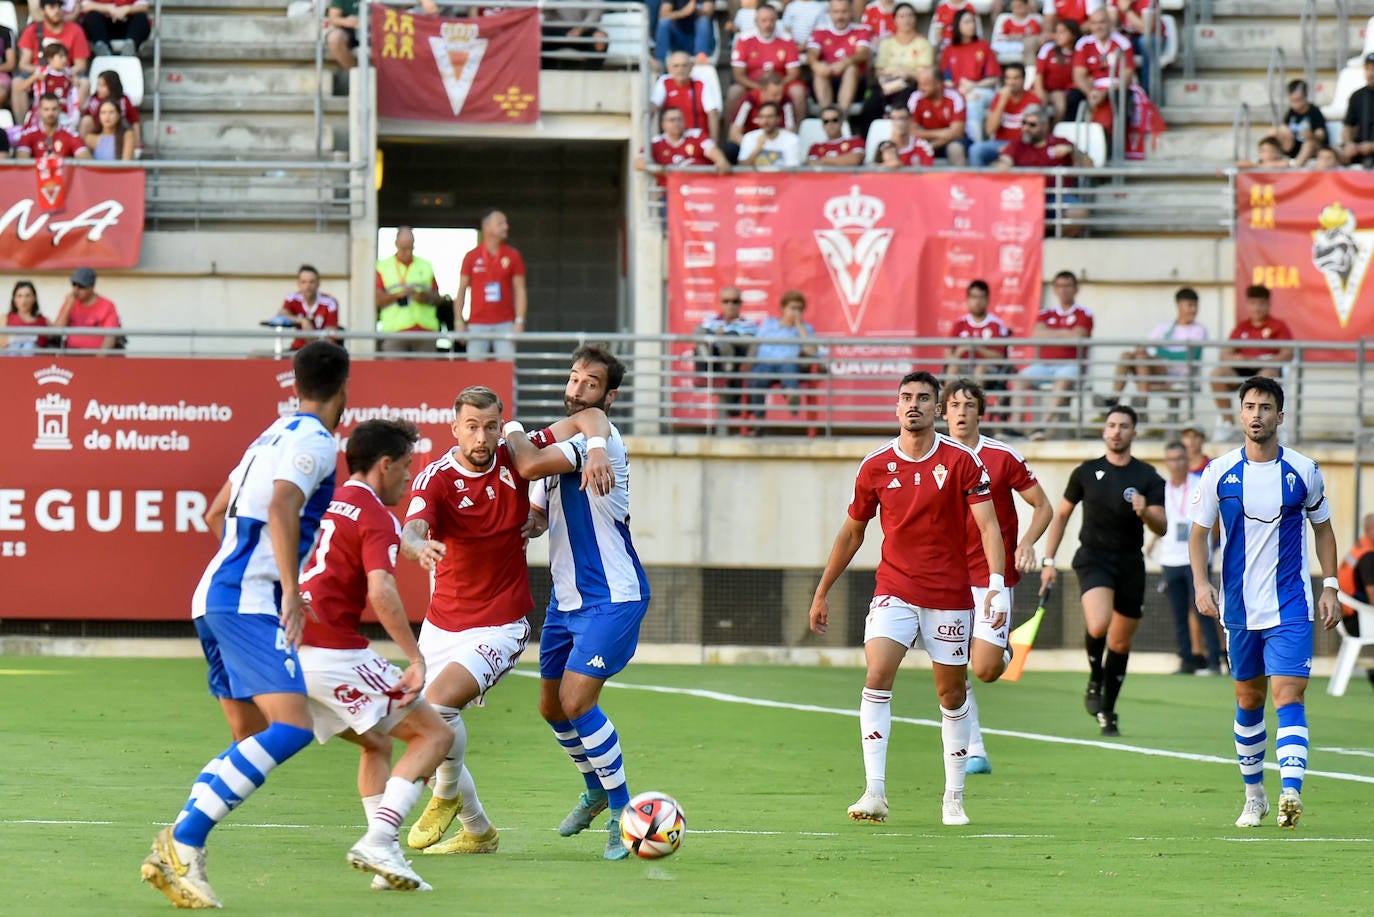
[619,791,685,859]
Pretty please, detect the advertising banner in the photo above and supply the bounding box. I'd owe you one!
[371,7,540,124]
[1236,171,1374,360]
[0,166,145,270]
[0,358,513,620]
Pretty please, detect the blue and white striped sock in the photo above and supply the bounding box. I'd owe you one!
[173,723,313,847]
[571,706,629,811]
[1234,704,1266,792]
[175,747,231,826]
[550,719,603,794]
[1275,703,1309,794]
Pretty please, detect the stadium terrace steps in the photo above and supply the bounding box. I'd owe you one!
[150,115,335,155]
[1211,0,1363,16]
[155,65,324,98]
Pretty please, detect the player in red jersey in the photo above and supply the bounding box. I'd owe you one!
[1209,283,1293,441]
[807,0,873,117]
[400,385,613,856]
[807,104,866,165]
[810,371,1006,827]
[297,419,453,892]
[940,378,1052,775]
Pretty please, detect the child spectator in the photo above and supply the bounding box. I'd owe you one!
[780,0,827,51]
[15,0,90,124]
[3,281,55,354]
[84,97,135,159]
[17,42,82,132]
[992,0,1044,64]
[729,0,760,40]
[79,69,142,149]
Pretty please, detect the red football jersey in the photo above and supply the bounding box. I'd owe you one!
[862,2,897,40]
[648,128,717,167]
[998,16,1044,39]
[950,313,1011,357]
[405,445,533,631]
[460,241,525,325]
[963,437,1037,588]
[934,0,976,46]
[807,23,873,69]
[83,93,141,125]
[1036,41,1076,92]
[27,67,80,129]
[651,75,720,134]
[281,292,341,351]
[848,434,992,609]
[731,33,801,81]
[896,136,936,166]
[808,136,865,161]
[1072,33,1135,89]
[15,126,84,158]
[908,86,967,131]
[1030,304,1093,360]
[18,20,91,63]
[300,481,402,651]
[992,91,1044,141]
[1042,0,1090,20]
[1228,317,1293,359]
[940,41,1001,86]
[732,94,799,134]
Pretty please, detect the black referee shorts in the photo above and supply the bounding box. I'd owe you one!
[1072,550,1147,619]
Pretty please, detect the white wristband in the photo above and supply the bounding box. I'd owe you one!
[1323,576,1339,590]
[502,421,525,436]
[1042,557,1055,567]
[988,574,1006,593]
[585,436,607,452]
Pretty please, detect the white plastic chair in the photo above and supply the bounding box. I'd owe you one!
[796,117,827,156]
[602,9,648,67]
[1156,14,1178,69]
[864,117,893,162]
[690,62,723,111]
[1330,592,1374,696]
[1052,119,1106,167]
[0,1,17,39]
[1158,0,1185,9]
[1362,15,1374,56]
[89,55,145,107]
[285,0,315,17]
[1323,62,1364,121]
[0,108,13,130]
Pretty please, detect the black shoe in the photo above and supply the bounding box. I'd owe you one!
[1097,711,1120,737]
[1084,680,1103,716]
[1174,657,1198,675]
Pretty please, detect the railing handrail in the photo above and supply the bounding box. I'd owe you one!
[0,159,364,172]
[657,164,1238,178]
[152,0,164,159]
[1335,0,1351,77]
[1300,0,1319,99]
[1267,45,1287,130]
[1233,100,1251,162]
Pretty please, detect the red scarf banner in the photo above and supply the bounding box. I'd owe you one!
[35,153,70,213]
[371,7,540,124]
[0,166,145,270]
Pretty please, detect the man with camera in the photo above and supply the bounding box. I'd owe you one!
[376,226,441,354]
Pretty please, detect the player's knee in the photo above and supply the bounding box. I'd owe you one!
[538,693,566,724]
[937,683,968,709]
[970,658,1002,683]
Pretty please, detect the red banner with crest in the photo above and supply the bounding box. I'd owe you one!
[371,7,540,124]
[666,172,1044,424]
[0,358,513,621]
[1236,171,1374,360]
[0,165,145,270]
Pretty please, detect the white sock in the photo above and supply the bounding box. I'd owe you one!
[859,688,892,797]
[455,765,492,834]
[432,705,466,800]
[366,777,422,844]
[362,793,383,826]
[965,682,986,759]
[941,698,972,795]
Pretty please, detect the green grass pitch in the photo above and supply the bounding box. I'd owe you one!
[1,657,1371,915]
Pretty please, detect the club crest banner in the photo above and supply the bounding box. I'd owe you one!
[371,7,539,124]
[1236,171,1374,360]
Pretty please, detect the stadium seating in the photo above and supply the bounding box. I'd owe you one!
[88,56,146,108]
[0,1,18,41]
[1331,592,1374,696]
[0,108,12,130]
[603,8,649,67]
[1052,120,1107,167]
[864,117,893,163]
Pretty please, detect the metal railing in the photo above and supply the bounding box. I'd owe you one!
[1266,45,1287,131]
[50,330,1372,451]
[1336,0,1351,76]
[1301,0,1319,99]
[1232,101,1251,162]
[646,166,1238,238]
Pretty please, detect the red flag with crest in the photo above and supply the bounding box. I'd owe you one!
[35,153,70,212]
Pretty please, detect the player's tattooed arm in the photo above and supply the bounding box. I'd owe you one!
[400,518,446,571]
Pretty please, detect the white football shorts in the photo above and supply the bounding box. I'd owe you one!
[863,594,973,666]
[298,645,417,744]
[971,585,1014,648]
[418,617,531,709]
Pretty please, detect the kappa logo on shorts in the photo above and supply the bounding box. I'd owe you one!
[588,655,607,669]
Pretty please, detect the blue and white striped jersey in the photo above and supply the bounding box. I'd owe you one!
[529,424,650,611]
[191,413,338,618]
[1190,446,1330,631]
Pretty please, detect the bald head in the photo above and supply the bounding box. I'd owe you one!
[394,226,415,263]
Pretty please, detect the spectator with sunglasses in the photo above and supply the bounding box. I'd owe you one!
[807,105,866,165]
[53,266,122,350]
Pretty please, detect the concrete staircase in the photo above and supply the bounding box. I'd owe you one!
[1156,0,1372,165]
[149,0,346,160]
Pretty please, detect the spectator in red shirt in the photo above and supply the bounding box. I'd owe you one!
[807,104,866,166]
[944,279,1013,384]
[991,0,1045,65]
[277,264,342,351]
[880,105,936,166]
[0,23,16,113]
[1007,269,1094,438]
[862,0,898,41]
[970,61,1041,165]
[1209,284,1293,441]
[1041,0,1092,37]
[726,5,807,127]
[3,281,55,353]
[807,0,873,120]
[1034,16,1081,123]
[635,107,731,180]
[1068,7,1133,135]
[457,210,527,360]
[931,0,979,49]
[942,9,1001,141]
[16,41,81,132]
[54,266,122,350]
[1108,0,1152,92]
[78,67,142,149]
[728,71,799,153]
[907,68,968,165]
[14,93,90,158]
[81,0,152,58]
[994,105,1089,225]
[15,0,89,123]
[651,50,722,145]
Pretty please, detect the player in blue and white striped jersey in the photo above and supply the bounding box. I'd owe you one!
[505,344,651,861]
[1189,376,1342,832]
[141,341,351,909]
